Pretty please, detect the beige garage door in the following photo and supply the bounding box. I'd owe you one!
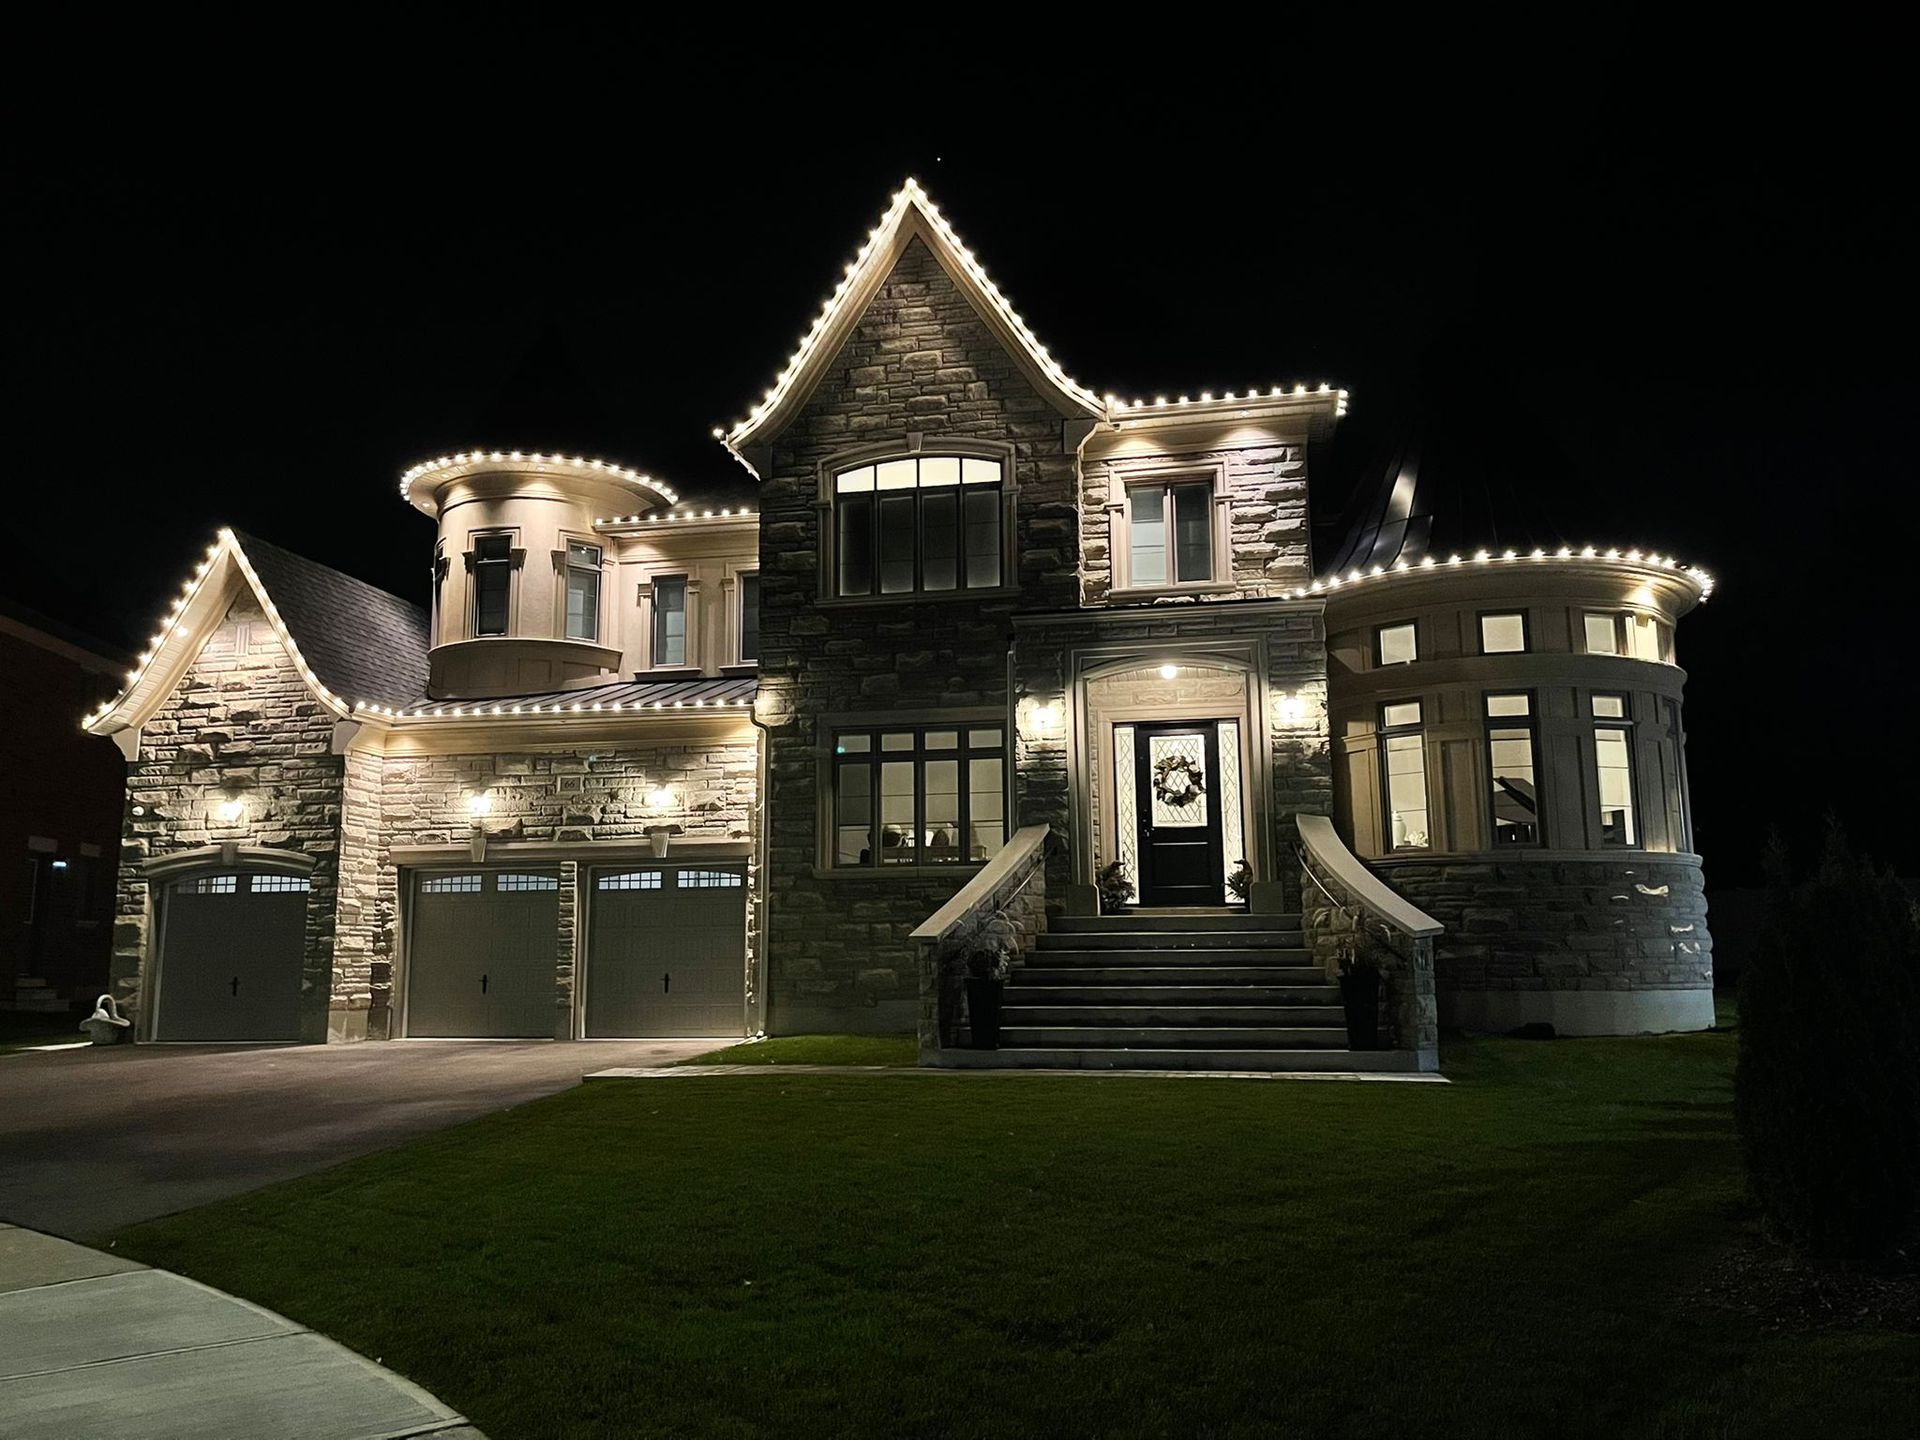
[586,865,747,1038]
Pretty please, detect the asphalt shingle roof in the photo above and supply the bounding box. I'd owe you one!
[233,532,431,710]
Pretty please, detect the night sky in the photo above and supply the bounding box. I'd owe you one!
[8,23,1913,885]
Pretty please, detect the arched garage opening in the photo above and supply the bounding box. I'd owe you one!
[152,868,310,1042]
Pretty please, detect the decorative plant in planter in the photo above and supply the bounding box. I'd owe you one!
[1095,859,1134,914]
[1226,858,1252,903]
[961,937,1015,1050]
[1335,927,1383,1050]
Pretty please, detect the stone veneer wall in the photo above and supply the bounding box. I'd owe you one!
[756,236,1084,1033]
[1012,604,1333,907]
[348,738,758,1039]
[113,594,344,1040]
[1375,851,1715,1035]
[1079,440,1312,603]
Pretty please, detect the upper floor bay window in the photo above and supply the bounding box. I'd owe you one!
[1379,700,1431,851]
[472,533,514,637]
[1485,692,1541,846]
[1591,693,1638,845]
[1479,611,1529,654]
[652,576,688,667]
[1584,611,1669,662]
[1375,621,1418,667]
[564,540,601,642]
[833,726,1006,868]
[834,456,1003,597]
[738,572,760,663]
[1128,479,1214,586]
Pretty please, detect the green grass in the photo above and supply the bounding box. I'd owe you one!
[112,1028,1914,1440]
[684,1033,919,1066]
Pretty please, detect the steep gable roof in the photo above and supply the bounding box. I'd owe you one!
[84,529,428,736]
[719,179,1104,474]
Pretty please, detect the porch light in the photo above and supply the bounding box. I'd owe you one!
[1158,664,1179,680]
[1018,698,1063,739]
[466,791,494,819]
[646,785,676,811]
[1274,692,1308,727]
[216,796,246,824]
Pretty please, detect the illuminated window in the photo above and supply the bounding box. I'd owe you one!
[679,869,744,888]
[1480,612,1528,654]
[1592,693,1637,846]
[738,573,760,663]
[598,871,663,891]
[1379,701,1430,851]
[250,874,310,893]
[564,541,601,642]
[834,456,1003,596]
[1626,614,1663,662]
[1583,613,1619,655]
[833,726,1004,868]
[1585,612,1668,662]
[472,534,513,637]
[421,874,483,894]
[1128,479,1214,586]
[1484,693,1540,846]
[1376,622,1418,667]
[652,577,688,667]
[496,872,559,892]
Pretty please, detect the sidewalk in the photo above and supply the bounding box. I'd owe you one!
[0,1224,481,1439]
[586,1062,1448,1082]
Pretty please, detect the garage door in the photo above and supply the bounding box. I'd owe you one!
[586,865,747,1038]
[155,872,308,1041]
[406,870,561,1038]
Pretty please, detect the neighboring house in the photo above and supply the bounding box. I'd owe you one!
[1,599,128,1012]
[81,181,1715,1068]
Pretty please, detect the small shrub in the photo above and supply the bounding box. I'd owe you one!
[1735,823,1920,1263]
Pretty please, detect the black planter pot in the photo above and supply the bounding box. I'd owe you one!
[1340,967,1382,1050]
[965,978,1005,1050]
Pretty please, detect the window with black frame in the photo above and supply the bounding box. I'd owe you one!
[833,456,1003,597]
[1484,692,1541,846]
[472,533,513,637]
[832,726,1005,867]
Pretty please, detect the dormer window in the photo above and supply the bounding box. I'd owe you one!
[472,534,514,637]
[833,455,1004,597]
[564,540,602,642]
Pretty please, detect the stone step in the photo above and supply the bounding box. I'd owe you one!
[1036,930,1304,951]
[940,1048,1419,1074]
[1016,965,1329,987]
[1025,948,1317,968]
[1051,912,1301,934]
[1003,1005,1345,1027]
[999,1025,1350,1049]
[1006,983,1341,1005]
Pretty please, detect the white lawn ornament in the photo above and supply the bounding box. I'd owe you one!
[81,994,133,1046]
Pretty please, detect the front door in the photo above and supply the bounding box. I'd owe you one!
[1133,723,1225,906]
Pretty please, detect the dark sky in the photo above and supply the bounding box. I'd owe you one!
[7,21,1914,884]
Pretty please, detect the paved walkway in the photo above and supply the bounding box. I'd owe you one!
[0,1038,707,1236]
[587,1063,1449,1082]
[0,1224,479,1439]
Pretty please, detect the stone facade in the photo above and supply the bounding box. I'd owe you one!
[113,594,345,1040]
[756,236,1085,1032]
[1375,851,1714,1035]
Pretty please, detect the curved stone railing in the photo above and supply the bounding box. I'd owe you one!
[910,824,1052,1064]
[1296,813,1442,1072]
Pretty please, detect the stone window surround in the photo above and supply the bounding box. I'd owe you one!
[635,570,700,674]
[1104,460,1236,599]
[551,531,607,647]
[810,434,1021,608]
[810,705,1007,878]
[463,528,525,640]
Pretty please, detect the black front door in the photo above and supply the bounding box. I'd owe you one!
[1133,722,1225,906]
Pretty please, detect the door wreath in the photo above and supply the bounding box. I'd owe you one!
[1151,752,1207,807]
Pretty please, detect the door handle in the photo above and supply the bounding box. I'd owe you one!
[480,973,489,994]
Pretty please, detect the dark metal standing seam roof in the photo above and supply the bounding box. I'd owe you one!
[393,676,758,716]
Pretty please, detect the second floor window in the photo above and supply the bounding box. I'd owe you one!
[738,573,760,662]
[472,534,513,637]
[564,541,601,642]
[1592,693,1637,845]
[834,456,1003,597]
[1375,621,1418,667]
[652,577,687,667]
[1128,479,1213,586]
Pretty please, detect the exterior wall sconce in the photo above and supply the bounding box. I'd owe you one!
[1158,663,1179,681]
[216,796,246,824]
[466,790,494,820]
[645,785,675,811]
[1018,698,1063,739]
[1274,692,1308,727]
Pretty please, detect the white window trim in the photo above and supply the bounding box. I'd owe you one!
[1106,464,1234,597]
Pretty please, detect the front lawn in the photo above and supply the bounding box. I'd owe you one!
[684,1033,918,1066]
[112,1029,1915,1439]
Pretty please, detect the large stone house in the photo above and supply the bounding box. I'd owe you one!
[84,182,1715,1071]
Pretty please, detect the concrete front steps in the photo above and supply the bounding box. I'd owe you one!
[976,908,1420,1074]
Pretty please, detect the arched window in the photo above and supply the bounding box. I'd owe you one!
[832,455,1003,597]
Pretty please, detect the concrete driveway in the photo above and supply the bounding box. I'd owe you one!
[0,1039,706,1237]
